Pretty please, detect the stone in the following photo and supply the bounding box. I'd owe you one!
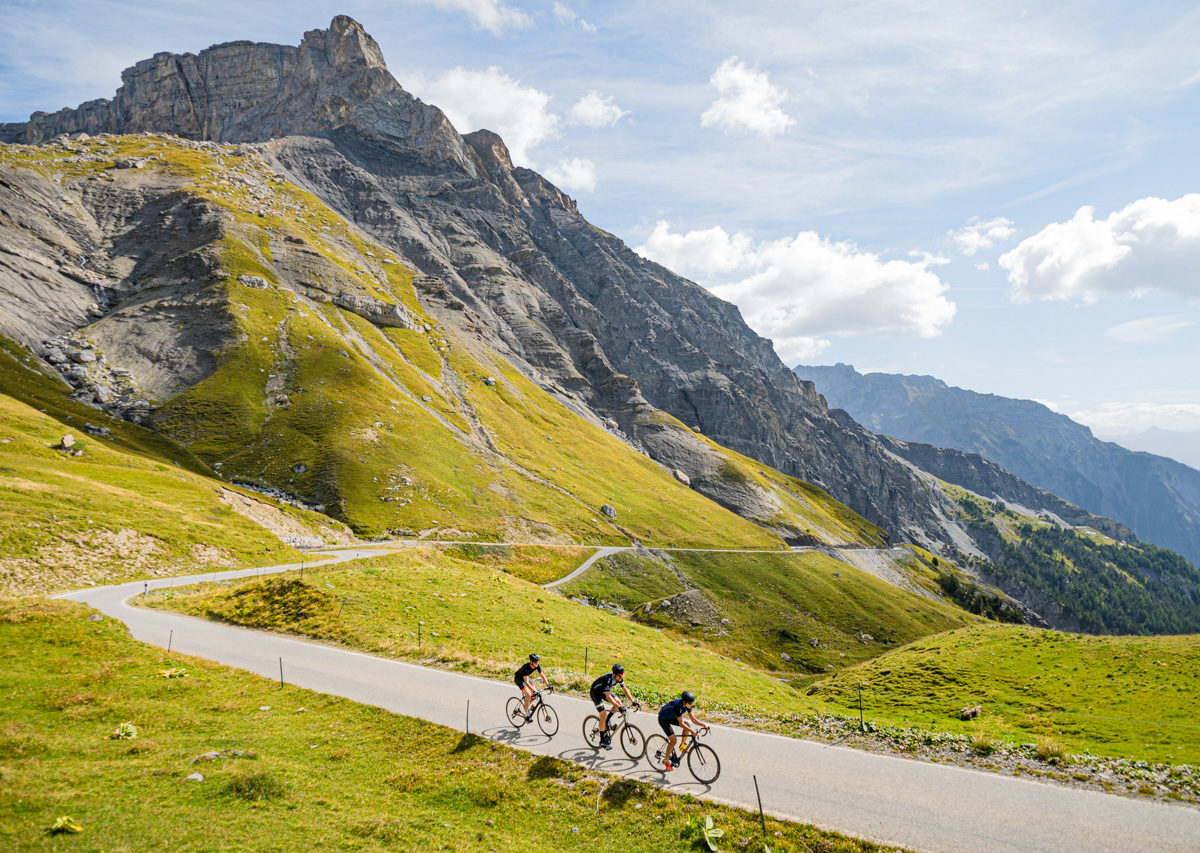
[93,383,113,404]
[960,705,982,720]
[67,365,90,381]
[114,158,145,169]
[860,633,873,643]
[805,685,820,696]
[87,613,103,622]
[600,503,617,519]
[809,638,819,648]
[45,347,67,363]
[188,751,221,764]
[60,434,76,449]
[238,274,268,288]
[673,468,691,486]
[421,395,432,402]
[185,772,204,782]
[292,463,308,474]
[68,349,96,363]
[483,376,496,387]
[779,652,792,662]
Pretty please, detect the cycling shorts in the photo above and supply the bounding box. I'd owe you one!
[590,690,613,711]
[659,718,680,736]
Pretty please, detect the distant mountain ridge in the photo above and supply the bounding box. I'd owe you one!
[1103,427,1200,472]
[794,363,1200,566]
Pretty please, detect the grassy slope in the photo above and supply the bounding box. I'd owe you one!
[2,136,886,550]
[561,550,975,674]
[145,548,823,717]
[0,598,888,853]
[812,623,1200,764]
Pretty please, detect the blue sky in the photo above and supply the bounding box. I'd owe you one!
[3,0,1200,436]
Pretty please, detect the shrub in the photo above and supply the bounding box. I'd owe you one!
[225,771,286,801]
[970,731,997,756]
[1035,738,1067,765]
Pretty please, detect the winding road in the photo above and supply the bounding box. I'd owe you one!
[58,546,1200,853]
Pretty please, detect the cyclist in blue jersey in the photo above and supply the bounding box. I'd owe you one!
[514,653,549,721]
[657,690,708,769]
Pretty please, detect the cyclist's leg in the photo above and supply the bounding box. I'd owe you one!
[521,680,535,712]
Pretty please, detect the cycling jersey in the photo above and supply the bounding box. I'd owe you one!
[514,661,541,687]
[589,672,621,698]
[658,698,686,723]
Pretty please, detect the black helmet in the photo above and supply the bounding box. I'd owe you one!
[612,664,625,675]
[529,653,540,662]
[681,690,695,704]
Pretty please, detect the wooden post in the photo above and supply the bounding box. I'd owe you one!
[167,630,173,654]
[858,685,864,731]
[279,657,284,687]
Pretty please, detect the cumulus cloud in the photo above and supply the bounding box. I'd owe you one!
[1069,402,1200,435]
[410,66,558,165]
[1105,314,1195,344]
[419,0,530,35]
[552,2,596,32]
[1000,194,1200,303]
[568,91,628,127]
[700,57,793,137]
[636,221,956,361]
[949,217,1015,256]
[543,157,596,192]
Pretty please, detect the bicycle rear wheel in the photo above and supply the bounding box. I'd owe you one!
[687,742,721,784]
[620,723,646,760]
[536,702,559,737]
[506,696,527,728]
[645,734,670,772]
[582,714,603,748]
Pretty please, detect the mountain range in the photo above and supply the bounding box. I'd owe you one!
[793,363,1200,567]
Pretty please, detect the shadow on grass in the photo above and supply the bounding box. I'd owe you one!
[451,733,488,754]
[527,755,573,780]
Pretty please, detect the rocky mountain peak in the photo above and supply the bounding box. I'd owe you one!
[302,15,387,73]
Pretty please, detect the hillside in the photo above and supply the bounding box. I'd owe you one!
[0,14,976,558]
[0,337,349,595]
[794,363,1200,567]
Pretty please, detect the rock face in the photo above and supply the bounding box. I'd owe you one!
[0,16,1011,552]
[795,363,1200,565]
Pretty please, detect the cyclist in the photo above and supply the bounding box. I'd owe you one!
[657,690,708,769]
[514,653,549,721]
[589,663,636,749]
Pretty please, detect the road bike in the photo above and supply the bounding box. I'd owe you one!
[505,688,559,737]
[645,726,720,783]
[582,702,645,759]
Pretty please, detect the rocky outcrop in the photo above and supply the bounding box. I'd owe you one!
[796,363,1200,566]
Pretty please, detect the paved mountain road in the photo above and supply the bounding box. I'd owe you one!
[59,548,1200,853]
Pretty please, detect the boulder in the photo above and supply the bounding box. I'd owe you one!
[93,384,113,404]
[779,652,792,662]
[60,434,76,449]
[600,503,617,519]
[960,705,982,720]
[45,347,67,363]
[238,274,268,288]
[68,349,96,363]
[483,376,497,387]
[673,468,691,486]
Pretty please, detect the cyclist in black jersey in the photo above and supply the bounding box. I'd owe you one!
[588,664,634,749]
[514,653,549,721]
[657,690,707,768]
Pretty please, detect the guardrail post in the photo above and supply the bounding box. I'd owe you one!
[167,629,173,654]
[754,774,767,838]
[279,657,284,687]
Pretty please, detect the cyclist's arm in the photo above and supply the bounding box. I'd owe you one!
[604,690,620,708]
[621,684,635,704]
[540,668,550,687]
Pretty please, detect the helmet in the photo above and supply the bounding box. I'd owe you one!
[612,664,625,675]
[681,690,695,704]
[529,653,540,662]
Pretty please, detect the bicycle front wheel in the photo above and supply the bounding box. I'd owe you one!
[506,696,527,728]
[536,702,559,737]
[645,734,670,772]
[582,715,603,748]
[687,742,721,784]
[620,723,646,760]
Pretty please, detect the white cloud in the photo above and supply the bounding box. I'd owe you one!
[543,157,596,192]
[1000,194,1200,303]
[949,217,1016,256]
[1070,402,1200,435]
[418,0,530,35]
[552,2,596,32]
[636,222,956,362]
[700,57,793,138]
[1105,314,1195,344]
[975,262,991,271]
[408,66,558,165]
[568,91,628,127]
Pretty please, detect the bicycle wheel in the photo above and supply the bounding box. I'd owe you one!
[687,742,721,784]
[506,696,527,728]
[536,702,559,737]
[645,734,670,772]
[582,714,603,748]
[620,723,646,760]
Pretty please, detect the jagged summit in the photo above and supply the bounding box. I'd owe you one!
[0,16,475,175]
